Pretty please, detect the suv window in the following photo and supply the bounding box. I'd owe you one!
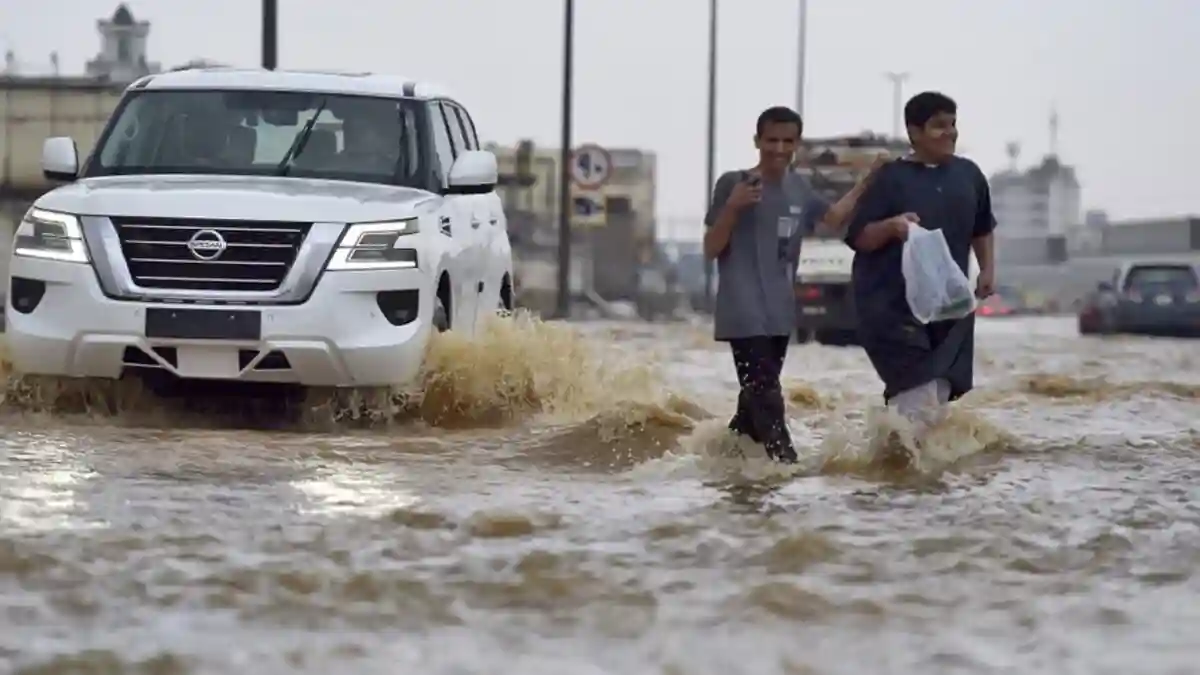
[427,101,456,182]
[440,102,468,156]
[1124,265,1199,292]
[86,90,425,187]
[448,103,478,150]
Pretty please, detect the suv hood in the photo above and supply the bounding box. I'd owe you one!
[35,175,440,223]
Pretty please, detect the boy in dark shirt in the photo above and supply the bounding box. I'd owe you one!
[843,91,997,434]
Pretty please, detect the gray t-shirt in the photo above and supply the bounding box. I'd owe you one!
[705,170,829,341]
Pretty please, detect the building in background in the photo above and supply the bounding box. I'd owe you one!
[988,112,1084,266]
[85,4,162,83]
[1,4,160,199]
[485,141,667,316]
[990,146,1082,239]
[1084,209,1109,230]
[987,113,1200,310]
[486,141,656,241]
[1,4,166,287]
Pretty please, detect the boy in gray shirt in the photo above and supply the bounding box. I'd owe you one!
[704,106,880,462]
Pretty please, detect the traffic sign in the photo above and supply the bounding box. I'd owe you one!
[571,189,607,227]
[570,143,612,189]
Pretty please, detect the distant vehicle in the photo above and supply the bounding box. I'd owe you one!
[792,133,910,345]
[978,293,1016,317]
[669,249,713,313]
[979,284,1035,317]
[6,68,514,391]
[793,238,858,344]
[1078,261,1200,337]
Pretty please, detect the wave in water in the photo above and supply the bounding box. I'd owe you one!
[0,316,1076,482]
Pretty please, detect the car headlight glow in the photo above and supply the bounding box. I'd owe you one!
[326,219,419,271]
[13,208,90,263]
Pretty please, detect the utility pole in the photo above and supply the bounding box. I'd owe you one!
[262,0,278,70]
[884,71,909,138]
[795,0,808,117]
[554,0,575,319]
[702,0,718,313]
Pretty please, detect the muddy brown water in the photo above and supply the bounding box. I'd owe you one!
[0,315,1198,674]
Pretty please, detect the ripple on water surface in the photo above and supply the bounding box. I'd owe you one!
[0,315,1198,674]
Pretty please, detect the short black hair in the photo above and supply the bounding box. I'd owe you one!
[755,106,803,137]
[903,92,957,129]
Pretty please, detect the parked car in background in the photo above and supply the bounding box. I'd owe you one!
[1076,287,1113,335]
[978,292,1017,317]
[673,250,712,314]
[1077,261,1200,337]
[982,284,1047,316]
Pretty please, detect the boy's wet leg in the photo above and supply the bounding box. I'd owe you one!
[729,336,796,462]
[761,336,796,462]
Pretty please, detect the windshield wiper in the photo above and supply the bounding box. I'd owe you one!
[275,97,327,176]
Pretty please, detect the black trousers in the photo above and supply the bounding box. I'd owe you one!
[727,335,795,462]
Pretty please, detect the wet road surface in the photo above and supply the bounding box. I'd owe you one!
[1,315,1198,674]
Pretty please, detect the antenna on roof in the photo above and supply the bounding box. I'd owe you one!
[1005,141,1020,171]
[1048,106,1059,158]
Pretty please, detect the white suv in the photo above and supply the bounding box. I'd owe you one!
[6,68,513,388]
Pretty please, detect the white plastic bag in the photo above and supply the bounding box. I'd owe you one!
[901,224,977,324]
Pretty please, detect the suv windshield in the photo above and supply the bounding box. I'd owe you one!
[1124,265,1199,293]
[85,89,424,187]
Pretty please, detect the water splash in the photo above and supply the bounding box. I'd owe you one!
[0,314,710,442]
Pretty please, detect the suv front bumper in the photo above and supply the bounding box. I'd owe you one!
[5,256,436,388]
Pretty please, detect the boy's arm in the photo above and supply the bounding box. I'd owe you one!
[844,168,909,252]
[703,173,739,260]
[971,163,998,296]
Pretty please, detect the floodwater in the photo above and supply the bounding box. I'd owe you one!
[0,314,1198,675]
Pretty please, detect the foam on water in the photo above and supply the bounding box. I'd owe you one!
[0,313,1024,483]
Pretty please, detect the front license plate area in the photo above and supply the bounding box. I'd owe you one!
[145,308,262,341]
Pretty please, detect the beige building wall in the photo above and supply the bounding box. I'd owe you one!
[486,142,657,234]
[0,79,126,293]
[1,79,124,189]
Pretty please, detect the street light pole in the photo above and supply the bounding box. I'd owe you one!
[884,71,909,138]
[554,0,575,319]
[702,0,718,313]
[262,0,278,70]
[795,0,807,117]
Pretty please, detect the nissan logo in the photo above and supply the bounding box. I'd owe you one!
[187,229,227,261]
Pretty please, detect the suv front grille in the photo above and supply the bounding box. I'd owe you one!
[111,217,312,292]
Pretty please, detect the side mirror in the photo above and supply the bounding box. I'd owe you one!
[42,137,80,181]
[445,150,498,195]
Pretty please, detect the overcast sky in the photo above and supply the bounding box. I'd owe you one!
[2,0,1196,235]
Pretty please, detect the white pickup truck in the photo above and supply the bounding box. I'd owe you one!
[793,237,858,344]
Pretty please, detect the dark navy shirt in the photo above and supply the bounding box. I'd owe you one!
[844,156,996,325]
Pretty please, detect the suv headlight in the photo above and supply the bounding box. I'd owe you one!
[326,219,419,271]
[13,208,90,263]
